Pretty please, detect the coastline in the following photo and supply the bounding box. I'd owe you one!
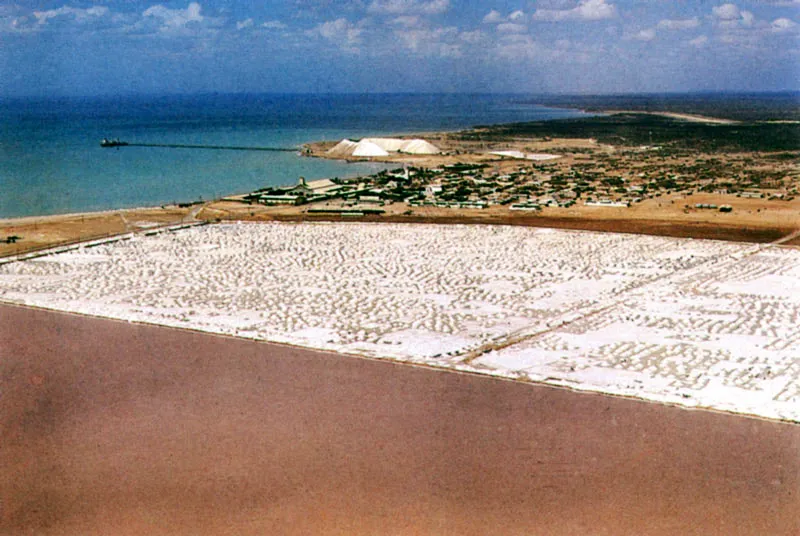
[2,112,799,536]
[590,109,740,124]
[3,131,799,258]
[4,103,797,256]
[3,109,797,426]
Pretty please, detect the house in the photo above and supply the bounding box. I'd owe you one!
[258,194,303,205]
[739,191,761,199]
[585,199,628,207]
[257,177,347,206]
[357,195,384,205]
[287,177,343,197]
[510,202,541,211]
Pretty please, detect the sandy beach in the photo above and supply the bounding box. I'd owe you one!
[2,303,798,535]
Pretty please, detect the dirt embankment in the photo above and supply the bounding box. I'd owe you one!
[2,193,796,259]
[247,212,792,243]
[199,192,800,245]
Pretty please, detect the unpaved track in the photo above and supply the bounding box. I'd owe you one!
[1,304,798,535]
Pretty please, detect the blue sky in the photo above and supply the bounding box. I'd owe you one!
[1,1,798,96]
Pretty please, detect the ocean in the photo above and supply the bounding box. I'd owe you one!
[0,94,586,218]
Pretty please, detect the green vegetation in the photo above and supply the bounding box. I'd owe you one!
[522,92,800,122]
[466,113,800,153]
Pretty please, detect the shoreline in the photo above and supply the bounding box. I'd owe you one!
[564,108,741,125]
[2,110,797,256]
[0,107,800,243]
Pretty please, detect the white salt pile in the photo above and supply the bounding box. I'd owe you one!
[328,137,441,157]
[326,139,359,157]
[352,140,390,157]
[398,139,441,154]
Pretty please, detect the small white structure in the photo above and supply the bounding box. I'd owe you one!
[585,199,628,207]
[490,150,561,161]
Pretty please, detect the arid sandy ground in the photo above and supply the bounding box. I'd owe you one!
[0,206,192,258]
[199,192,800,245]
[5,193,795,261]
[2,303,798,535]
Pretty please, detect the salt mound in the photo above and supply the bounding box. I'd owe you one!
[401,139,440,154]
[352,140,390,157]
[328,137,440,157]
[327,139,358,157]
[363,138,407,152]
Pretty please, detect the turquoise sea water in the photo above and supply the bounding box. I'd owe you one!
[0,94,586,218]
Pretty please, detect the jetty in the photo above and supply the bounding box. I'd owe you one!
[100,140,296,152]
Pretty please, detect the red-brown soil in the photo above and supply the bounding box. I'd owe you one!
[1,304,798,535]
[253,212,792,243]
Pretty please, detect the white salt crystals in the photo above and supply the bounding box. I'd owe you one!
[1,222,797,422]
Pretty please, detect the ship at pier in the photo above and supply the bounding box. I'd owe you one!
[100,138,128,148]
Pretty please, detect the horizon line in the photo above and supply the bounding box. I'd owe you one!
[3,89,800,101]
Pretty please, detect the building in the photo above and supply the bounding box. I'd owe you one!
[425,185,443,198]
[287,177,343,197]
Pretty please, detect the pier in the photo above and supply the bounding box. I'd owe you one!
[101,141,297,152]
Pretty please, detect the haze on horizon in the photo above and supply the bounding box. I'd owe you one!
[1,1,798,97]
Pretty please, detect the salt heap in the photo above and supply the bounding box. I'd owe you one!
[352,140,390,157]
[396,139,441,155]
[328,137,441,157]
[327,139,359,157]
[365,138,407,152]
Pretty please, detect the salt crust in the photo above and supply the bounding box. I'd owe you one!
[0,222,797,422]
